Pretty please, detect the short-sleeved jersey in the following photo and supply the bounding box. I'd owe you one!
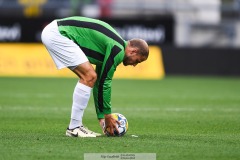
[57,16,127,118]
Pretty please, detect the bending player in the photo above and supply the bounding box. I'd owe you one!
[41,16,149,137]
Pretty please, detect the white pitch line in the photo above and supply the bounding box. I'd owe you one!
[0,105,239,113]
[0,105,69,111]
[113,107,240,112]
[0,93,55,98]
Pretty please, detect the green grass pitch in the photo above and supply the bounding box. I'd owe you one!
[0,76,240,160]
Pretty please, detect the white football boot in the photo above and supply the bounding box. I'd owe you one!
[66,126,96,138]
[83,126,102,137]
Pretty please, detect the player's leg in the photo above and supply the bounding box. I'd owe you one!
[41,20,99,137]
[67,63,101,137]
[68,62,96,130]
[72,62,97,88]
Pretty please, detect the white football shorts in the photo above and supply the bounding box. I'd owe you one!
[41,20,88,70]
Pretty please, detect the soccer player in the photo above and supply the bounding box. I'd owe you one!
[41,16,149,137]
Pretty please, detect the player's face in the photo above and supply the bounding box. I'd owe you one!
[123,53,147,66]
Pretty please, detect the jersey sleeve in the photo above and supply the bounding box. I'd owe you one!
[93,44,124,119]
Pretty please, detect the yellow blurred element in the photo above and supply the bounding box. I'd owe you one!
[23,6,41,17]
[0,44,164,79]
[0,43,73,77]
[18,0,47,4]
[115,46,165,79]
[18,0,47,17]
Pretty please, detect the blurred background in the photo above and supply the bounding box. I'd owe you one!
[0,0,240,77]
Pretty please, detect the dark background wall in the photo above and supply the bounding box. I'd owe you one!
[0,16,239,76]
[161,46,240,76]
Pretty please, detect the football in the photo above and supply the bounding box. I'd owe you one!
[104,113,128,136]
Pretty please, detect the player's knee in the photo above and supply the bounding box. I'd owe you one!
[89,71,97,83]
[85,71,97,87]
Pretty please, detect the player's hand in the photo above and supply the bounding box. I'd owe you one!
[104,114,120,136]
[98,118,105,133]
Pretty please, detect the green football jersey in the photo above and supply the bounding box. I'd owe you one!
[57,16,127,119]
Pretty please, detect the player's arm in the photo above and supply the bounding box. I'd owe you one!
[93,45,123,135]
[94,64,121,135]
[93,62,115,119]
[93,61,118,135]
[93,45,122,118]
